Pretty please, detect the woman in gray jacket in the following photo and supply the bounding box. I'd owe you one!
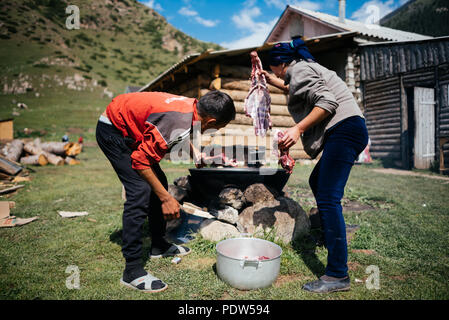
[263,38,369,293]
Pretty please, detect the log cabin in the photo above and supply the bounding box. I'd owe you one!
[138,32,360,162]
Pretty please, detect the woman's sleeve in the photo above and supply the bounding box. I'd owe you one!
[289,65,339,114]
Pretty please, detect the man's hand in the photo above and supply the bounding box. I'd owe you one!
[160,195,180,221]
[137,167,181,221]
[280,125,304,150]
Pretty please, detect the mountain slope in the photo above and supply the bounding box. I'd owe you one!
[0,0,222,95]
[380,0,449,37]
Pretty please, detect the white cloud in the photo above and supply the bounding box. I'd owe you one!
[178,6,219,27]
[221,3,277,49]
[265,0,322,11]
[290,1,321,11]
[351,0,397,23]
[264,0,285,10]
[141,0,163,12]
[178,6,197,17]
[221,19,277,49]
[194,16,219,27]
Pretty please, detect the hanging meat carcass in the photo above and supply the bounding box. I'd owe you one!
[244,51,272,137]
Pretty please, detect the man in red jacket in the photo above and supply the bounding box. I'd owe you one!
[96,90,235,292]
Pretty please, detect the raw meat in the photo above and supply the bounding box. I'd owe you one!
[206,153,238,167]
[243,255,271,261]
[244,51,272,137]
[272,130,295,174]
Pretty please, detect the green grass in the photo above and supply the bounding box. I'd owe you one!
[1,90,449,300]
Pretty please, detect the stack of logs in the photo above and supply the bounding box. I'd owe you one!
[1,138,82,170]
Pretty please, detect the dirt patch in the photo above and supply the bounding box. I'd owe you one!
[67,127,84,135]
[347,261,362,271]
[389,275,408,281]
[343,201,375,212]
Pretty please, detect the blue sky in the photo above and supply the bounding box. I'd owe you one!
[139,0,409,49]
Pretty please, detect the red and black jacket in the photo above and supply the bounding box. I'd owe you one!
[106,92,198,170]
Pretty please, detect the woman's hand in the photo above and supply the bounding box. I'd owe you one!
[261,70,276,85]
[280,125,304,150]
[261,70,289,93]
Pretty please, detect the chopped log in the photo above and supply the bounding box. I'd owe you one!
[20,154,48,166]
[44,152,64,166]
[40,142,71,156]
[23,142,64,166]
[65,142,82,157]
[0,155,23,176]
[64,156,80,165]
[23,142,42,155]
[3,139,24,162]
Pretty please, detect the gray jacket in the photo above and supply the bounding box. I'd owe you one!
[284,60,363,159]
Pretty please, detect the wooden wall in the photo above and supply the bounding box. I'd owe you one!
[364,76,402,164]
[364,64,449,170]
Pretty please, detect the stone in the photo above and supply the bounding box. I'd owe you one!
[210,205,239,225]
[173,176,191,191]
[218,187,246,210]
[199,219,240,242]
[168,184,189,203]
[243,183,279,204]
[237,196,310,244]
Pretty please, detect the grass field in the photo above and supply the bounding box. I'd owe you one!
[1,90,449,300]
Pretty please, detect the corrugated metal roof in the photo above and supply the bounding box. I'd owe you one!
[281,6,432,42]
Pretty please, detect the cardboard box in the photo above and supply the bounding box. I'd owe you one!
[0,119,14,141]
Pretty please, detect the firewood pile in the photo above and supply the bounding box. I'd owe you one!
[0,138,82,195]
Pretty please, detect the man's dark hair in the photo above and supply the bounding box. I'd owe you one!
[197,90,236,125]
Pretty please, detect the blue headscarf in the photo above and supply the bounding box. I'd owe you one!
[269,36,315,66]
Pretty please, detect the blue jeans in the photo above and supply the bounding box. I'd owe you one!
[309,116,369,278]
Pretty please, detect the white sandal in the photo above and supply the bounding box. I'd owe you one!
[120,273,168,293]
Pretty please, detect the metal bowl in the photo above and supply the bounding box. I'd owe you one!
[216,237,282,290]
